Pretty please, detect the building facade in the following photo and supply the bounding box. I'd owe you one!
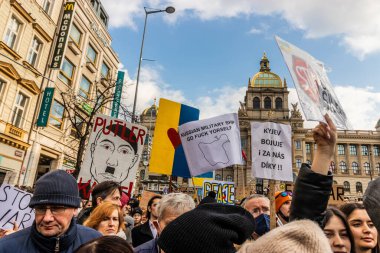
[0,0,120,186]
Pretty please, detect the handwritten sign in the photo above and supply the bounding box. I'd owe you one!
[251,122,292,181]
[0,184,34,230]
[78,114,147,199]
[203,180,235,205]
[276,36,352,130]
[179,113,243,176]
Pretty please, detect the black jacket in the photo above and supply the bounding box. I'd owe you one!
[290,163,333,227]
[132,222,153,248]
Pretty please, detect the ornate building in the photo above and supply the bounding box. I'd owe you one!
[222,53,380,201]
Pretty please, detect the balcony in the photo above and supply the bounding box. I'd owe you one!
[5,123,27,140]
[86,61,97,73]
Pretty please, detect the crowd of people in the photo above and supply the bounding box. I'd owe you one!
[1,114,380,252]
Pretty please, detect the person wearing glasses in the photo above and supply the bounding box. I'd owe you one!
[274,191,292,226]
[0,170,101,253]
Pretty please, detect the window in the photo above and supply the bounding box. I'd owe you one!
[241,138,247,149]
[69,24,82,46]
[226,175,233,182]
[183,178,188,184]
[101,62,110,79]
[99,8,108,26]
[330,161,336,173]
[343,181,350,193]
[0,79,6,106]
[374,146,380,156]
[350,145,357,156]
[362,145,369,156]
[42,0,54,15]
[79,76,91,99]
[364,162,371,175]
[376,163,380,175]
[27,37,42,67]
[356,182,363,193]
[306,143,311,154]
[70,116,84,138]
[352,162,359,174]
[340,161,347,173]
[215,174,221,181]
[295,140,301,150]
[59,58,74,85]
[275,97,282,109]
[4,16,21,49]
[264,97,271,109]
[338,144,345,155]
[296,158,302,169]
[86,44,97,64]
[253,97,260,109]
[49,100,64,129]
[91,0,99,11]
[11,91,29,128]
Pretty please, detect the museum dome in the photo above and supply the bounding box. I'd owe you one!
[250,53,283,88]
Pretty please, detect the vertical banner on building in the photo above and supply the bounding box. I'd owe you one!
[36,87,55,127]
[202,180,235,205]
[251,121,293,182]
[111,71,124,118]
[78,114,147,199]
[50,2,76,69]
[275,36,352,130]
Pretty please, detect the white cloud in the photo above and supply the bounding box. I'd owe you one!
[247,27,262,35]
[103,0,380,58]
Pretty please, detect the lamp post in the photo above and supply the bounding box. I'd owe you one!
[131,6,175,123]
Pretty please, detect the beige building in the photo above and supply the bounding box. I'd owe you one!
[0,0,120,186]
[0,0,61,184]
[227,54,380,201]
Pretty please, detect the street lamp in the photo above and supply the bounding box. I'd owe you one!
[131,6,175,123]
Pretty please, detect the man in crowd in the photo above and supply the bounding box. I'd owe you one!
[241,194,270,238]
[132,195,162,247]
[0,170,101,252]
[134,193,196,253]
[77,180,122,224]
[198,191,217,205]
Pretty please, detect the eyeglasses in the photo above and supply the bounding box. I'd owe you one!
[275,192,292,199]
[34,206,67,215]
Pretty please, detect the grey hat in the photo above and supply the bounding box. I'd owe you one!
[29,170,81,208]
[363,178,380,231]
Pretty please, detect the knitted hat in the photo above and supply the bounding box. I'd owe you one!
[29,170,81,208]
[158,203,255,253]
[363,177,380,231]
[238,220,332,253]
[274,191,292,213]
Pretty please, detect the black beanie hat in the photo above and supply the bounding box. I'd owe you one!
[158,203,255,253]
[29,170,81,208]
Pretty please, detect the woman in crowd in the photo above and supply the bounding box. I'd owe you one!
[74,236,133,253]
[275,191,292,226]
[321,207,355,253]
[340,203,379,253]
[131,207,143,227]
[84,202,125,236]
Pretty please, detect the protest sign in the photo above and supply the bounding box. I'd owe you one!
[329,184,345,206]
[251,122,292,181]
[0,184,34,230]
[203,180,235,205]
[78,114,147,199]
[275,36,352,130]
[179,113,243,176]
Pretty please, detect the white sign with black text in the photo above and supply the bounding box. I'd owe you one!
[251,122,292,181]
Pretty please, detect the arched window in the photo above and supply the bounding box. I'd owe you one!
[329,161,336,173]
[253,97,260,109]
[352,162,359,174]
[340,161,347,173]
[264,97,271,109]
[275,97,283,109]
[343,181,350,192]
[215,174,222,181]
[364,162,371,175]
[226,175,233,182]
[356,182,363,193]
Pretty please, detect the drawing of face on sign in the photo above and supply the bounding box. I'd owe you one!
[90,123,139,184]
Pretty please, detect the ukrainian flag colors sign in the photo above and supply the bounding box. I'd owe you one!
[150,98,213,178]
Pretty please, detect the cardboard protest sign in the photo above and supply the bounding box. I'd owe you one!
[251,122,292,181]
[78,114,147,199]
[0,184,34,230]
[329,184,345,206]
[179,113,243,176]
[203,180,235,205]
[275,36,352,130]
[139,191,161,210]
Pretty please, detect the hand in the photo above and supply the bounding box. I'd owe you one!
[0,222,18,238]
[311,114,337,175]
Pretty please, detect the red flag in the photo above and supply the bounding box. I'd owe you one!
[242,150,247,161]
